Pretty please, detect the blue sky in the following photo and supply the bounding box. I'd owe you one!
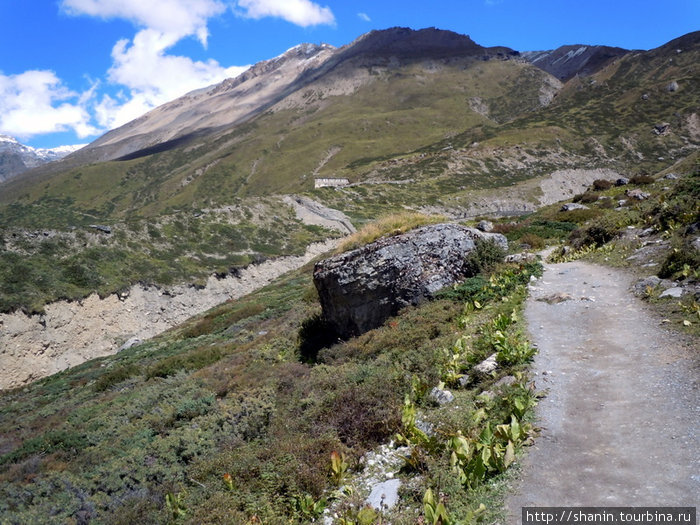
[1,0,697,149]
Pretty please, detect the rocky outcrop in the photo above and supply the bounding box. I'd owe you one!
[522,45,628,81]
[560,203,589,211]
[313,224,507,338]
[477,220,494,232]
[283,195,356,234]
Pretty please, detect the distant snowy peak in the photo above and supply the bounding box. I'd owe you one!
[0,134,86,183]
[35,143,87,161]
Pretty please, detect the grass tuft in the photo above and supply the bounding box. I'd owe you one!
[335,212,446,253]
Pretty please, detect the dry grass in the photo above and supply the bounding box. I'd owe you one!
[335,212,446,253]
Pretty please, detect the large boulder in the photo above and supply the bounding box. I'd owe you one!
[313,223,507,338]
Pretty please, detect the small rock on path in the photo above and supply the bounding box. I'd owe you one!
[507,260,698,521]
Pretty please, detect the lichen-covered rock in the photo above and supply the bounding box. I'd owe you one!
[429,386,455,405]
[313,223,507,338]
[626,188,651,200]
[476,220,494,232]
[560,203,589,212]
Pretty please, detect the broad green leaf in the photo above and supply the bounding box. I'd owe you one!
[504,440,515,467]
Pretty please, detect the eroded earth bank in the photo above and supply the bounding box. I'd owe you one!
[0,239,339,390]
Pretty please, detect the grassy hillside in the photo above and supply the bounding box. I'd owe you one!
[0,58,550,218]
[0,57,556,313]
[0,226,543,524]
[0,198,335,314]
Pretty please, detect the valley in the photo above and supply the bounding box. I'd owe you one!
[0,26,698,525]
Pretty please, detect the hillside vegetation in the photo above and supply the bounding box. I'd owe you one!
[1,160,697,521]
[0,225,543,523]
[0,29,697,314]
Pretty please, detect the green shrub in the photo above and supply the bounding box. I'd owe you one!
[518,233,545,249]
[0,430,87,466]
[593,179,613,190]
[578,192,600,204]
[659,243,700,279]
[597,198,615,209]
[438,262,542,304]
[62,261,101,288]
[630,174,655,185]
[181,317,216,339]
[175,395,215,421]
[146,346,224,379]
[569,216,620,248]
[93,364,140,391]
[464,239,506,276]
[503,219,577,245]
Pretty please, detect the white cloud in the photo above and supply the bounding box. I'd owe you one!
[61,0,226,44]
[60,1,248,132]
[357,12,371,22]
[236,0,335,27]
[17,0,331,141]
[94,29,248,129]
[0,70,98,139]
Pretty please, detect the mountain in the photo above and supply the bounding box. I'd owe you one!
[66,27,520,166]
[1,28,554,215]
[0,135,85,183]
[522,44,629,81]
[0,27,698,315]
[78,43,337,164]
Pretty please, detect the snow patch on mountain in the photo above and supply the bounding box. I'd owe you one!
[0,134,86,183]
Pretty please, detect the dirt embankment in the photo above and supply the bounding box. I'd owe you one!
[423,168,623,218]
[507,260,698,519]
[0,239,339,390]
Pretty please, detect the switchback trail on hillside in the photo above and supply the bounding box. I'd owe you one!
[507,260,698,521]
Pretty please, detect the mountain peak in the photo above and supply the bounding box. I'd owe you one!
[0,135,85,183]
[0,134,21,145]
[521,44,629,81]
[342,26,505,59]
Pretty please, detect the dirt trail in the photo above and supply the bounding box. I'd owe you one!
[507,260,698,520]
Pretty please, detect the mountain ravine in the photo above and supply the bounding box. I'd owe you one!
[0,239,339,390]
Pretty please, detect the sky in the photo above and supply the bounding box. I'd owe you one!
[0,0,698,149]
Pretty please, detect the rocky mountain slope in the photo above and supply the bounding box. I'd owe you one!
[64,28,520,166]
[0,27,697,318]
[0,135,84,183]
[521,44,629,81]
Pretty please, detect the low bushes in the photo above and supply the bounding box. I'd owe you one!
[464,238,506,276]
[146,346,225,379]
[593,179,613,190]
[659,241,700,279]
[630,174,655,185]
[0,249,543,524]
[93,363,140,391]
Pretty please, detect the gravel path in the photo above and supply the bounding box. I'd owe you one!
[507,260,699,521]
